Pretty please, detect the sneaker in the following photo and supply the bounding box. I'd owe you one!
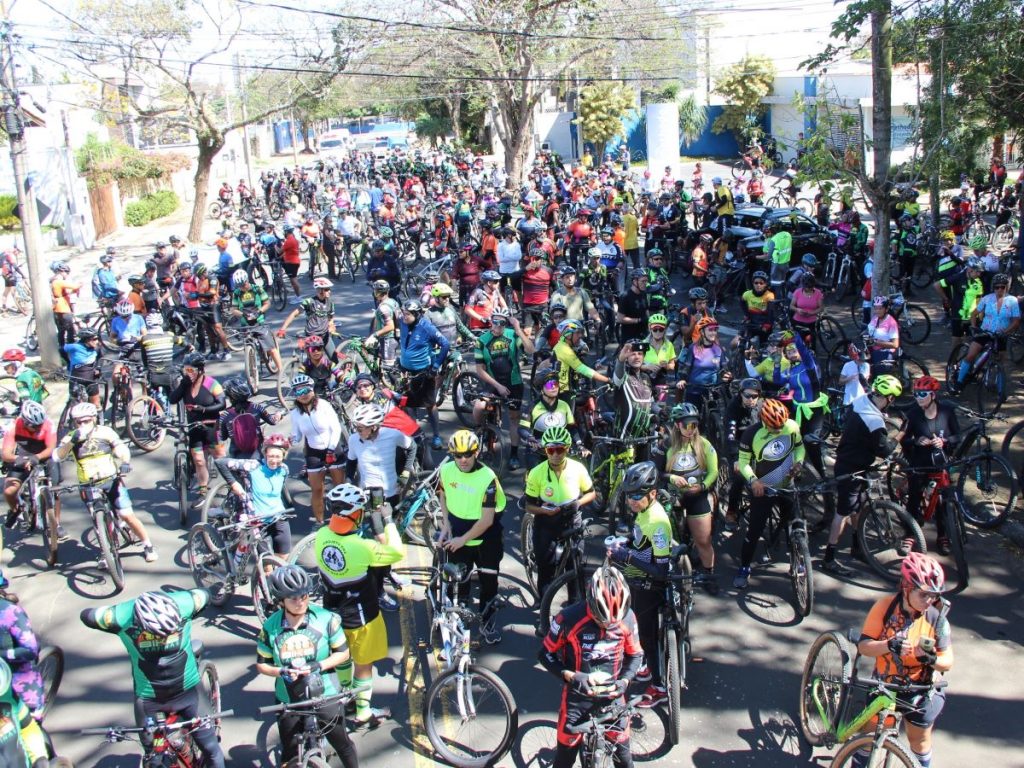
[430,435,443,451]
[388,572,411,588]
[143,546,158,563]
[896,538,915,557]
[936,536,952,556]
[820,557,852,577]
[378,593,399,612]
[4,507,19,529]
[220,351,233,362]
[480,620,502,645]
[508,455,520,471]
[56,525,70,543]
[732,566,751,590]
[636,685,667,708]
[351,706,390,727]
[635,665,652,682]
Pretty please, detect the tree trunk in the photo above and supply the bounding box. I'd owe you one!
[188,136,225,243]
[448,96,462,143]
[301,119,313,152]
[504,105,535,188]
[869,3,894,297]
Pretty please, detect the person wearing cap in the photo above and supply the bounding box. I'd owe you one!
[152,240,178,299]
[91,251,122,304]
[50,261,80,358]
[711,176,734,235]
[549,266,601,326]
[615,268,650,347]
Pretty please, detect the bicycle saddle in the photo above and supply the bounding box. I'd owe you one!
[442,562,466,582]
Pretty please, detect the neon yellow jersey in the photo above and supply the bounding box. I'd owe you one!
[525,458,593,507]
[643,339,676,367]
[553,339,596,393]
[621,500,672,580]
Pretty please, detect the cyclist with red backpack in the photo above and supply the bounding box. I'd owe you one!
[217,377,284,460]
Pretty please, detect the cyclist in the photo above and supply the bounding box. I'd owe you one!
[168,353,226,508]
[1,350,46,405]
[677,317,729,410]
[518,373,579,469]
[711,176,734,234]
[764,221,793,297]
[722,378,763,530]
[80,589,224,768]
[733,398,804,590]
[315,484,404,724]
[857,553,952,768]
[214,433,293,560]
[523,426,595,605]
[363,279,400,366]
[892,213,920,281]
[0,595,46,721]
[947,257,984,346]
[297,335,345,397]
[614,269,650,347]
[0,658,48,768]
[640,313,675,386]
[737,270,775,347]
[866,296,900,367]
[277,277,338,358]
[437,430,508,644]
[91,251,121,304]
[397,299,449,447]
[217,377,283,459]
[823,375,903,576]
[549,266,602,326]
[191,265,231,361]
[473,308,534,471]
[289,373,344,525]
[664,403,719,593]
[465,270,508,330]
[229,269,284,375]
[522,249,554,334]
[837,337,871,406]
[610,340,654,458]
[538,566,641,768]
[677,286,711,345]
[789,273,824,348]
[950,272,1020,395]
[452,240,488,307]
[56,402,157,562]
[2,402,62,538]
[62,328,103,408]
[280,225,303,303]
[606,461,673,707]
[899,376,960,556]
[552,319,611,397]
[256,565,359,768]
[49,260,79,356]
[643,249,671,315]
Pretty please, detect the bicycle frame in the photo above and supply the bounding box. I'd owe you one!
[813,682,900,745]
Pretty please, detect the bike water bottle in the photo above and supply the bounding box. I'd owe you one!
[233,530,249,570]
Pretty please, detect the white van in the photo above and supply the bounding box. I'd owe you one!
[318,129,352,160]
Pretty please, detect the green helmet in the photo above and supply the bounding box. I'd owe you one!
[871,374,903,397]
[968,235,988,251]
[648,313,668,328]
[541,425,572,447]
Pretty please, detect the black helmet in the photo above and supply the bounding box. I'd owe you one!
[402,298,424,315]
[269,564,312,601]
[739,377,762,393]
[78,328,99,343]
[621,461,658,494]
[223,376,255,403]
[183,352,206,369]
[688,287,708,301]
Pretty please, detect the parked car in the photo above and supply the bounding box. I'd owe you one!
[728,205,837,262]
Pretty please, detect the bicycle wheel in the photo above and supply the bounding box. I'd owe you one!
[244,342,261,392]
[956,452,1016,528]
[830,733,917,767]
[731,160,747,180]
[175,451,190,528]
[897,304,931,346]
[795,197,814,217]
[798,630,851,747]
[287,533,325,603]
[857,501,925,583]
[272,274,287,311]
[96,508,125,593]
[36,645,64,720]
[477,423,507,478]
[941,498,969,594]
[452,370,484,428]
[197,659,223,737]
[252,555,288,624]
[966,220,993,244]
[24,316,37,352]
[277,360,301,408]
[817,315,847,352]
[539,568,591,632]
[994,223,1016,250]
[126,395,166,452]
[187,522,233,605]
[976,361,1006,417]
[300,756,332,768]
[38,488,58,568]
[790,528,814,617]
[999,420,1024,488]
[910,256,935,289]
[208,201,222,219]
[665,626,681,746]
[520,511,538,600]
[894,356,929,409]
[423,664,517,768]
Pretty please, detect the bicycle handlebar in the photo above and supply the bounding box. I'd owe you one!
[564,695,646,733]
[258,686,369,715]
[81,710,234,736]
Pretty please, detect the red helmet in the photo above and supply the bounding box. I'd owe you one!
[912,375,941,392]
[263,433,291,452]
[760,398,789,429]
[900,552,945,593]
[303,335,324,349]
[586,566,630,626]
[2,349,25,363]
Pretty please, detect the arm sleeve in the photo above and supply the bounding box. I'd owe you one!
[702,440,719,491]
[80,604,125,632]
[168,377,189,405]
[214,457,260,484]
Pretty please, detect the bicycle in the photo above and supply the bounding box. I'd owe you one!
[848,288,931,346]
[766,191,813,217]
[225,323,280,393]
[760,483,815,617]
[799,628,948,767]
[563,694,646,768]
[587,435,659,535]
[530,513,594,624]
[421,551,518,768]
[822,246,855,299]
[258,684,366,768]
[186,506,293,622]
[3,461,59,568]
[946,330,1007,417]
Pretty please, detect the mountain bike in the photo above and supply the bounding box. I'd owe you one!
[563,695,646,768]
[258,685,366,768]
[226,323,280,393]
[799,628,948,767]
[848,290,931,346]
[433,343,475,409]
[530,514,593,624]
[654,542,695,744]
[946,331,1006,417]
[3,461,59,568]
[760,484,815,617]
[588,435,660,535]
[56,473,136,593]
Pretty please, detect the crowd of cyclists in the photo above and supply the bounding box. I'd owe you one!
[0,141,1020,767]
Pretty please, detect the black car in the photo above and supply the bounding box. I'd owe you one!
[727,205,837,262]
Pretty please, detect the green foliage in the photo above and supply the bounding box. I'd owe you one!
[124,190,179,226]
[75,133,188,188]
[678,94,709,145]
[712,55,775,142]
[577,83,636,155]
[414,111,451,146]
[0,217,20,232]
[0,195,16,219]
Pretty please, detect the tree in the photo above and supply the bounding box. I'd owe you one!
[576,83,635,157]
[677,94,709,146]
[712,54,775,143]
[67,0,364,241]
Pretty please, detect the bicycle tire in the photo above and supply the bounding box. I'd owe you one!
[477,423,507,478]
[244,342,260,392]
[795,197,813,217]
[452,370,485,428]
[798,630,852,748]
[539,568,591,633]
[272,274,287,311]
[956,451,1016,528]
[830,732,917,767]
[994,223,1016,250]
[941,497,969,594]
[24,316,37,352]
[665,627,682,746]
[300,756,332,768]
[857,500,925,583]
[999,419,1024,488]
[817,316,847,352]
[731,159,747,180]
[897,304,931,346]
[976,361,1006,417]
[252,555,289,624]
[287,533,326,604]
[208,202,222,219]
[893,356,929,409]
[126,395,166,452]
[277,360,301,408]
[39,488,57,568]
[423,664,517,768]
[197,659,223,737]
[790,529,814,617]
[36,645,64,720]
[96,507,125,593]
[187,522,234,605]
[520,510,538,600]
[175,452,190,528]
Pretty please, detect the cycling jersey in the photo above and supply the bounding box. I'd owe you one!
[741,289,775,319]
[899,401,960,469]
[522,265,553,306]
[256,605,348,702]
[548,287,595,322]
[140,329,177,383]
[439,460,506,545]
[61,424,129,484]
[833,394,892,476]
[553,339,598,394]
[0,600,44,717]
[426,304,473,345]
[766,231,792,265]
[611,363,653,440]
[345,426,414,498]
[518,397,575,440]
[298,295,336,336]
[63,341,98,371]
[524,459,592,529]
[0,691,45,768]
[398,315,449,372]
[214,458,287,519]
[2,419,55,460]
[371,296,400,338]
[290,399,343,452]
[643,339,676,368]
[666,437,719,491]
[737,421,804,487]
[13,369,45,404]
[678,342,725,389]
[860,595,952,683]
[475,327,523,386]
[620,499,672,581]
[976,292,1020,333]
[231,285,268,324]
[169,375,225,425]
[80,589,207,699]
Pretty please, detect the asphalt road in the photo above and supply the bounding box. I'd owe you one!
[6,235,1024,768]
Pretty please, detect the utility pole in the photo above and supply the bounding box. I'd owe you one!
[0,10,59,371]
[234,54,254,192]
[289,110,299,166]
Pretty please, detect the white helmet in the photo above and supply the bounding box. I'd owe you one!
[351,403,384,427]
[69,402,98,421]
[133,591,182,637]
[313,277,333,290]
[326,483,367,511]
[232,269,249,288]
[115,300,134,317]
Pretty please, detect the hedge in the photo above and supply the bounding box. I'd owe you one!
[124,190,180,227]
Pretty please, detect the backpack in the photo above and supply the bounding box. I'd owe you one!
[229,408,262,455]
[91,268,104,299]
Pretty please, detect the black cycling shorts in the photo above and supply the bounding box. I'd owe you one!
[305,446,342,471]
[187,422,220,450]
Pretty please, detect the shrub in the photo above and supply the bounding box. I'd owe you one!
[0,216,20,231]
[0,195,16,219]
[123,190,180,226]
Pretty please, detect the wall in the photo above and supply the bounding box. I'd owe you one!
[534,110,574,159]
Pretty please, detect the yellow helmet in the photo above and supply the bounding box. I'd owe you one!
[448,429,480,454]
[940,230,955,242]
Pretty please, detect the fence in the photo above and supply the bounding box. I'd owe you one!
[88,182,119,239]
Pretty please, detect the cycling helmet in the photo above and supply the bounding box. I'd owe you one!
[940,230,955,242]
[992,272,1010,287]
[402,299,424,315]
[695,316,719,336]
[700,233,713,243]
[327,483,367,514]
[600,226,614,236]
[194,264,207,277]
[19,400,46,427]
[479,270,499,283]
[767,330,785,346]
[127,274,144,286]
[223,376,255,402]
[430,282,454,298]
[848,337,868,357]
[556,319,584,335]
[899,212,914,224]
[269,564,312,601]
[2,349,25,363]
[688,287,708,301]
[872,296,890,307]
[540,425,572,447]
[630,268,648,282]
[448,429,480,454]
[965,257,983,271]
[968,235,987,250]
[671,402,700,423]
[648,313,668,328]
[646,248,663,259]
[871,374,903,398]
[801,254,818,268]
[370,239,385,252]
[490,307,511,324]
[424,270,441,283]
[371,279,391,294]
[621,461,658,494]
[232,269,249,287]
[290,373,314,393]
[263,433,290,453]
[587,246,602,259]
[303,335,324,349]
[133,591,183,637]
[313,277,333,290]
[587,565,631,626]
[900,552,945,593]
[550,301,568,316]
[70,402,98,422]
[351,403,385,427]
[115,300,134,317]
[752,270,769,283]
[49,259,67,273]
[560,265,577,276]
[760,398,789,429]
[100,253,113,264]
[379,226,394,238]
[144,260,157,272]
[913,375,941,392]
[183,352,206,369]
[739,377,762,394]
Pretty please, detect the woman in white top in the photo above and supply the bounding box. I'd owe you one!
[496,226,523,299]
[289,373,344,524]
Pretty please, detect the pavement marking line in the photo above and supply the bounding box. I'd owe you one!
[399,536,436,766]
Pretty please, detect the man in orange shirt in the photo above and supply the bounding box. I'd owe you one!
[480,221,498,265]
[50,261,79,358]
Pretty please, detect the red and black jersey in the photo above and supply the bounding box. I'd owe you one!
[540,602,643,692]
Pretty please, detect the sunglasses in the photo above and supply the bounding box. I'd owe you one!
[626,491,649,501]
[545,445,567,455]
[677,420,699,428]
[356,383,374,390]
[452,450,477,458]
[995,285,1008,290]
[73,418,95,425]
[292,387,313,397]
[913,588,940,603]
[650,327,665,333]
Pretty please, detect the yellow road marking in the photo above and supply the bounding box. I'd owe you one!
[399,539,436,763]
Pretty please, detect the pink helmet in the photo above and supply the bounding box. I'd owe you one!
[900,552,945,594]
